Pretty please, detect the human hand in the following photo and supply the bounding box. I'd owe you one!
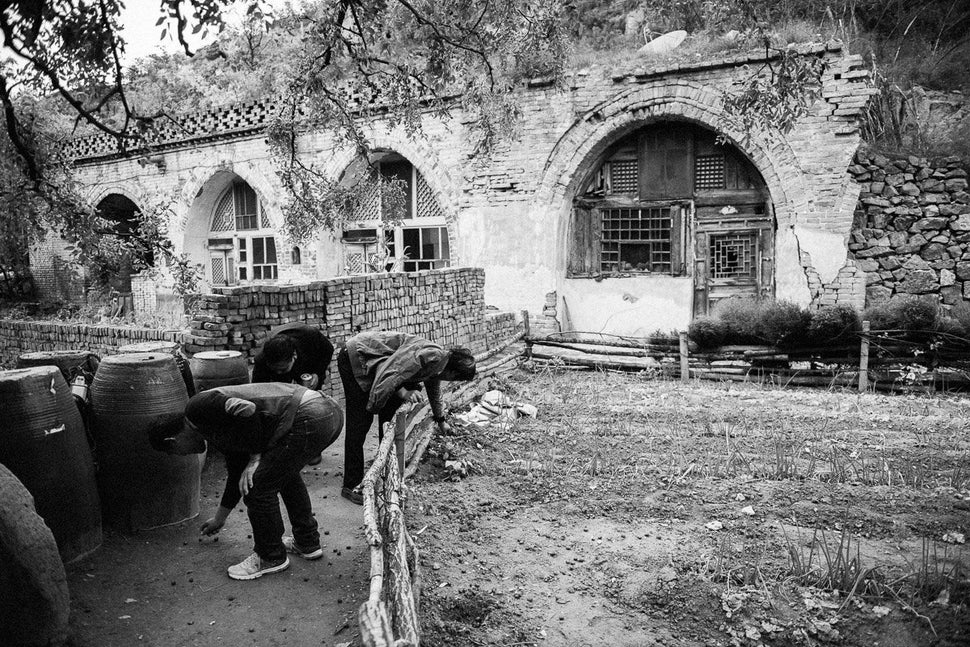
[200,516,225,536]
[396,387,425,404]
[239,455,260,497]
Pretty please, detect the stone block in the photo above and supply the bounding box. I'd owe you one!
[898,270,938,294]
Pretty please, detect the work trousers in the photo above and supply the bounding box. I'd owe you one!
[245,395,343,561]
[338,350,403,490]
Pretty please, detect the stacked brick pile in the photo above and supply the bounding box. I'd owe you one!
[849,149,970,306]
[185,268,488,357]
[484,311,522,350]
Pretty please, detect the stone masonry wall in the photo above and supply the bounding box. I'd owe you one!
[847,149,970,307]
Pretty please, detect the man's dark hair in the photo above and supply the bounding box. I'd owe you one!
[261,334,297,365]
[445,347,477,381]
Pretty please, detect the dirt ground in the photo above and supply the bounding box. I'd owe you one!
[410,363,970,647]
[65,438,373,647]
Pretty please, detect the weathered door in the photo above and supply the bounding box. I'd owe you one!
[693,202,774,316]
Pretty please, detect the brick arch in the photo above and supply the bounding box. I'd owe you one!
[173,161,283,252]
[85,184,147,212]
[326,125,461,218]
[534,79,812,279]
[326,124,463,263]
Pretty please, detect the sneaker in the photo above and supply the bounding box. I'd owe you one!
[306,453,323,466]
[282,535,323,560]
[226,553,289,581]
[341,486,364,505]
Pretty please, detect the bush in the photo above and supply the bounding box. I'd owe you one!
[806,305,861,347]
[711,297,763,344]
[756,300,812,348]
[687,316,727,350]
[862,297,939,339]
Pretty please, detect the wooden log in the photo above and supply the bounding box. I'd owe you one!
[530,351,661,371]
[528,333,678,351]
[529,339,664,358]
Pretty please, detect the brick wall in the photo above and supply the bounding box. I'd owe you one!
[847,149,970,308]
[1,268,510,401]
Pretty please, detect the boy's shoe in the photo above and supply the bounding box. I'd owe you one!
[226,553,289,581]
[306,453,323,466]
[282,535,324,560]
[341,486,364,505]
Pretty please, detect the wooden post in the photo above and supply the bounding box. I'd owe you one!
[522,309,532,359]
[679,331,689,382]
[394,414,407,484]
[858,320,870,392]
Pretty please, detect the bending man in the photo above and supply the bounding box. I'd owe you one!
[338,331,476,504]
[162,383,343,580]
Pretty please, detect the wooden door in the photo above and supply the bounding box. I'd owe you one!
[693,203,774,316]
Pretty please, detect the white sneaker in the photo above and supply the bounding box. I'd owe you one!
[282,535,324,560]
[226,552,289,580]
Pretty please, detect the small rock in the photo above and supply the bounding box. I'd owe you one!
[942,532,965,544]
[705,521,724,531]
[740,506,755,516]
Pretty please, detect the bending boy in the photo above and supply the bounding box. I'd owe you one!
[162,383,343,580]
[338,331,476,504]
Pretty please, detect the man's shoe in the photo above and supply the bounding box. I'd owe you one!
[341,486,364,505]
[226,553,289,581]
[307,453,323,466]
[282,535,324,560]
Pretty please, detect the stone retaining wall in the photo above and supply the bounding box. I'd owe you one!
[848,149,970,307]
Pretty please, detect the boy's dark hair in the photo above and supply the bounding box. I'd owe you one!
[445,347,477,381]
[261,334,297,365]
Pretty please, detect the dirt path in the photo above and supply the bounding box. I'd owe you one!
[411,367,970,647]
[66,440,372,647]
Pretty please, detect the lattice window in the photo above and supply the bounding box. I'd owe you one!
[211,257,226,284]
[710,232,757,279]
[345,253,365,274]
[600,207,672,273]
[695,155,725,190]
[609,160,638,194]
[210,191,234,232]
[416,172,444,219]
[349,181,381,221]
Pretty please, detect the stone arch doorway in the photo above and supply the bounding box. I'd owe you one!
[569,119,774,318]
[94,194,152,293]
[338,151,451,274]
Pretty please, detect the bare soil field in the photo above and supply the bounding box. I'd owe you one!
[411,364,970,647]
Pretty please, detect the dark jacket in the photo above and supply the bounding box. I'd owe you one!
[345,331,448,414]
[252,323,334,388]
[184,383,307,455]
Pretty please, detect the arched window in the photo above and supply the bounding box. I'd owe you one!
[341,155,450,274]
[207,182,278,285]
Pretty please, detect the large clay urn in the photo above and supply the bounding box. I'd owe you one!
[89,353,199,532]
[117,340,195,396]
[0,366,102,563]
[190,349,250,392]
